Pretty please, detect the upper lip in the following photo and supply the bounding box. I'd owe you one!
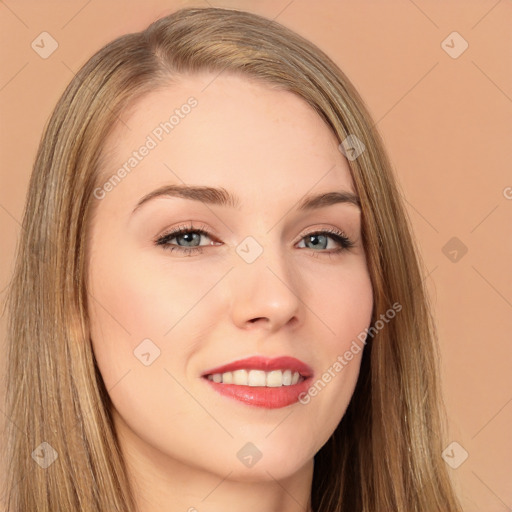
[201,356,313,379]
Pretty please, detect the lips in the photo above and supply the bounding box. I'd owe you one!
[201,355,314,379]
[201,356,314,409]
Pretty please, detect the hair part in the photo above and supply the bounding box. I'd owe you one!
[4,7,461,511]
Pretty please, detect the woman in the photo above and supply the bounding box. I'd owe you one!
[3,7,462,511]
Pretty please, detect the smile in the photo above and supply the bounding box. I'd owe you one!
[201,355,313,409]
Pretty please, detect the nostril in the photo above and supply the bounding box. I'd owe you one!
[249,317,265,323]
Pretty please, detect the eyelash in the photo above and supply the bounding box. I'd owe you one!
[154,222,355,258]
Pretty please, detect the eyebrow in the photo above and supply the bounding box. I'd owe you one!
[131,184,361,214]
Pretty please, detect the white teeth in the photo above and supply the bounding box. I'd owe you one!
[266,370,283,387]
[232,369,248,385]
[248,370,266,387]
[206,369,304,387]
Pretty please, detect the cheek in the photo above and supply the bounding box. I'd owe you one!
[86,248,210,452]
[88,240,198,346]
[87,243,222,393]
[314,260,374,352]
[298,262,373,437]
[87,245,170,390]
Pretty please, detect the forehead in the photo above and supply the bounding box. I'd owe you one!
[95,73,356,207]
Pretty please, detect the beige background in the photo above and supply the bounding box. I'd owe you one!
[1,1,511,510]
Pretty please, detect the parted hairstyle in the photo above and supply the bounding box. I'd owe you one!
[3,7,462,511]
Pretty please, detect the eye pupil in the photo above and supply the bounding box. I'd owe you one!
[178,233,200,246]
[307,234,327,249]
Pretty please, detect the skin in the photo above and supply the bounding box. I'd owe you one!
[86,72,374,512]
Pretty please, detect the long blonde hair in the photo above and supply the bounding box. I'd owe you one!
[3,7,462,511]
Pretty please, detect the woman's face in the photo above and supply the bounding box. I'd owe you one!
[87,73,373,484]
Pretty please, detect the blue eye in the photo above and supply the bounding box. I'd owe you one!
[154,222,355,257]
[297,231,353,251]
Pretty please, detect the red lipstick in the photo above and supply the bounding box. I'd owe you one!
[201,356,314,409]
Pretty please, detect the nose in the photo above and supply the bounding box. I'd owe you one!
[228,246,302,332]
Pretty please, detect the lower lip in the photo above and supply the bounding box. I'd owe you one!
[203,377,312,409]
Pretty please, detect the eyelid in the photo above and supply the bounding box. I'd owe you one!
[294,225,353,246]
